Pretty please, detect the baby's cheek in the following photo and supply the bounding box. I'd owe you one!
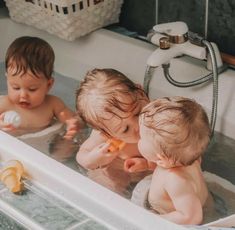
[137,141,145,156]
[8,92,18,102]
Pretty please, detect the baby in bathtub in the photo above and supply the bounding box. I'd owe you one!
[76,68,155,196]
[0,36,80,138]
[137,96,211,225]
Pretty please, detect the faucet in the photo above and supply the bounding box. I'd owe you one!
[146,21,207,67]
[144,21,227,137]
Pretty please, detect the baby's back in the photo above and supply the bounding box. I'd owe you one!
[148,160,208,214]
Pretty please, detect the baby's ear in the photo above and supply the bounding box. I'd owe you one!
[47,78,54,90]
[135,83,143,90]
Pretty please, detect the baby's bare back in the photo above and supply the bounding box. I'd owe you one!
[148,161,208,214]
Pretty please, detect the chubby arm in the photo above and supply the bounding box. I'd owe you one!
[50,95,81,139]
[76,130,119,169]
[0,113,16,131]
[51,95,75,121]
[0,96,16,131]
[160,173,203,225]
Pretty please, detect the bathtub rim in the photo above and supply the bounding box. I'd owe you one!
[0,130,188,230]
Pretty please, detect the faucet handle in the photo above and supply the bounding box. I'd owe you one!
[154,21,188,36]
[153,21,189,44]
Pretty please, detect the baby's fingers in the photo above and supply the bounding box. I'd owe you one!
[63,131,76,140]
[98,142,111,153]
[98,143,119,157]
[1,124,16,132]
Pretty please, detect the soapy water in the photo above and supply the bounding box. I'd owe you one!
[1,63,235,224]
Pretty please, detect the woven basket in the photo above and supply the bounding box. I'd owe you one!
[4,0,123,41]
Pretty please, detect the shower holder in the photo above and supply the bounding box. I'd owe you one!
[4,0,123,41]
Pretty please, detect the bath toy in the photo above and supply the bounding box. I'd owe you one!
[3,111,21,127]
[107,138,126,152]
[0,160,24,193]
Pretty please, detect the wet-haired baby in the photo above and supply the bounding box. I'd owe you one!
[0,36,80,138]
[137,96,211,224]
[76,68,155,195]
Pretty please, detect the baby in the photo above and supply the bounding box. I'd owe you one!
[76,68,154,195]
[138,96,211,225]
[0,36,80,138]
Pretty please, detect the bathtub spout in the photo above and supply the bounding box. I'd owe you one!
[144,21,227,136]
[144,22,207,95]
[146,21,207,67]
[146,40,206,67]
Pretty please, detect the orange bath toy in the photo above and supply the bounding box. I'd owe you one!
[107,138,126,152]
[0,160,24,193]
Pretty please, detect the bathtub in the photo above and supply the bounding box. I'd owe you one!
[1,15,235,229]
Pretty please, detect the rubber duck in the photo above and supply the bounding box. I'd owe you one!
[107,138,126,152]
[0,160,24,193]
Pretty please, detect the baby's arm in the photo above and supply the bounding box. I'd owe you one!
[76,130,119,169]
[0,113,16,131]
[160,173,203,225]
[0,97,16,131]
[51,96,81,139]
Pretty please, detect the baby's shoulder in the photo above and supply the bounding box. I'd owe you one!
[157,167,184,183]
[0,95,8,102]
[45,95,65,107]
[0,96,14,111]
[46,94,62,102]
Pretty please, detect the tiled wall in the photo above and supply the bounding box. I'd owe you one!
[120,0,235,57]
[119,0,156,36]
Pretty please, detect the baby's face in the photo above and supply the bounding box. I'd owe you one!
[7,67,53,109]
[138,121,160,162]
[101,93,149,143]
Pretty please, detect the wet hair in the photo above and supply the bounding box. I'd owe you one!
[140,96,211,166]
[5,36,55,79]
[76,68,148,136]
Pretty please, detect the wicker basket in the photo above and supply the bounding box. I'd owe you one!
[4,0,123,41]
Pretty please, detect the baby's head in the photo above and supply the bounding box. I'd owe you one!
[76,68,149,143]
[5,36,55,109]
[5,36,54,79]
[138,96,210,167]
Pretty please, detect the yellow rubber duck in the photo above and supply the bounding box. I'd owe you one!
[107,138,126,152]
[0,160,24,193]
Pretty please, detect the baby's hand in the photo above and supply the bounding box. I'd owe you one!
[124,157,156,173]
[63,117,80,140]
[91,142,120,168]
[0,113,16,132]
[107,138,126,152]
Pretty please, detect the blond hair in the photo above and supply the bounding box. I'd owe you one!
[140,96,211,165]
[76,68,147,135]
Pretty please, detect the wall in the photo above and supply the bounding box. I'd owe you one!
[119,0,156,36]
[1,0,234,59]
[120,0,235,60]
[0,0,5,8]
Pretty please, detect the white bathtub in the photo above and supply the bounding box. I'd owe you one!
[1,16,235,229]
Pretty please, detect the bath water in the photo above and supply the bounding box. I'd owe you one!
[1,62,235,224]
